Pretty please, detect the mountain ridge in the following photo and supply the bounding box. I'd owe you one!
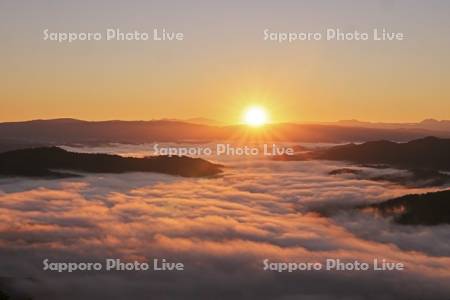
[317,136,450,171]
[0,146,223,178]
[1,119,448,145]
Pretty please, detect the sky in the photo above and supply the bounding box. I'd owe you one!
[1,0,449,123]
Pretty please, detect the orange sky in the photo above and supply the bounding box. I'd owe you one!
[1,1,449,123]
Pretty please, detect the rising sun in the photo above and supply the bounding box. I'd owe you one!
[244,106,268,127]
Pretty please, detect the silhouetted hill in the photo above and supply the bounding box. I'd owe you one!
[364,190,450,225]
[0,119,449,144]
[0,147,222,178]
[0,139,48,153]
[317,137,450,171]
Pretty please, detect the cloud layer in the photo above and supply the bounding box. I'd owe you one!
[0,145,449,299]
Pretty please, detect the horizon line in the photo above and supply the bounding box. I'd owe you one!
[0,117,449,125]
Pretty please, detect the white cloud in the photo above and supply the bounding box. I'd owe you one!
[0,144,449,299]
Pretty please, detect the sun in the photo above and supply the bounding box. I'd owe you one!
[244,106,268,127]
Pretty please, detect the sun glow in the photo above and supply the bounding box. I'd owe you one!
[244,106,268,127]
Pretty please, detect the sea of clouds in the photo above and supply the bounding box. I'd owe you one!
[0,143,449,299]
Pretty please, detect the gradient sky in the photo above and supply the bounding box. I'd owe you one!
[1,0,449,123]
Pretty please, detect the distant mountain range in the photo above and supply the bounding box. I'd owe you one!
[0,118,449,147]
[184,117,225,126]
[0,147,223,178]
[326,119,450,132]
